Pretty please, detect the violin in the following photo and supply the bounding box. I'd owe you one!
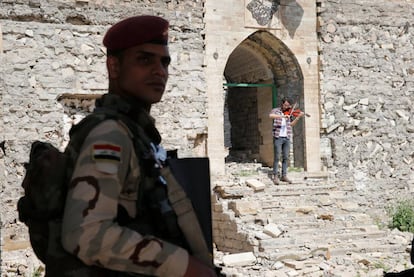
[283,108,311,118]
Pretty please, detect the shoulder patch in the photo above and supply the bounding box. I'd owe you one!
[92,144,121,174]
[92,144,121,162]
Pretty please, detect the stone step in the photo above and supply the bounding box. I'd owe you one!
[239,211,379,228]
[248,179,353,191]
[284,226,383,237]
[237,215,379,233]
[256,249,335,265]
[265,185,337,196]
[259,237,406,255]
[216,165,413,276]
[258,230,387,250]
[260,201,362,211]
[260,191,362,206]
[328,241,408,257]
[230,196,364,209]
[259,241,407,263]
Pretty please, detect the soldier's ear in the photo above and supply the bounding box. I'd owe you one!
[107,56,121,79]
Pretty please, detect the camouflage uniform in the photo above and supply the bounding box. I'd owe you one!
[61,94,189,277]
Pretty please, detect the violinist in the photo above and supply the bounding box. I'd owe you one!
[269,98,305,185]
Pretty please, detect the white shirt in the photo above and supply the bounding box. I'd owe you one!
[279,117,287,137]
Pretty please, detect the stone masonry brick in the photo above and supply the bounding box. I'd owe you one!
[228,200,261,216]
[222,252,257,267]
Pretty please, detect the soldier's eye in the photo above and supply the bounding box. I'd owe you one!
[137,56,150,64]
[161,57,171,67]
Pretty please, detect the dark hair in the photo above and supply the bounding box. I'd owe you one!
[281,97,292,105]
[107,49,125,63]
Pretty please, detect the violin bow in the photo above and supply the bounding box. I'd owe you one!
[289,101,297,117]
[289,97,311,117]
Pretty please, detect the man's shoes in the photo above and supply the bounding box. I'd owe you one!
[281,176,292,184]
[273,176,279,185]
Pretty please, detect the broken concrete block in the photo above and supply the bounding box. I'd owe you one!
[222,252,257,267]
[254,231,272,240]
[319,261,331,271]
[245,179,266,191]
[263,223,283,238]
[284,260,304,270]
[228,200,261,216]
[286,270,299,277]
[272,261,284,270]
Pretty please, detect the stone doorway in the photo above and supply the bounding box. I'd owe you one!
[223,30,305,169]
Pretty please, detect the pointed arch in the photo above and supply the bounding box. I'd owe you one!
[223,30,306,168]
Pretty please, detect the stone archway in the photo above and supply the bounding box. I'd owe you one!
[223,30,305,169]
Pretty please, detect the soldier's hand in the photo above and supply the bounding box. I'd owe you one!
[184,255,217,277]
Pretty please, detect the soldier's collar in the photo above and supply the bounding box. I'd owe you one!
[96,93,161,144]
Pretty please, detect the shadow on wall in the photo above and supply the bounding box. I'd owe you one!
[280,1,304,38]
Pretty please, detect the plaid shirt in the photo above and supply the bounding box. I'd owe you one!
[270,107,292,139]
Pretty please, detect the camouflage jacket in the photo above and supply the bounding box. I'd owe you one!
[61,94,189,277]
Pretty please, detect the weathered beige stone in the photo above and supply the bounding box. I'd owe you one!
[222,252,256,267]
[326,23,336,33]
[228,200,261,216]
[263,223,283,238]
[245,179,266,191]
[284,260,305,270]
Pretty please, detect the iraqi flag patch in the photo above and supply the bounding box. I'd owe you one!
[92,144,121,162]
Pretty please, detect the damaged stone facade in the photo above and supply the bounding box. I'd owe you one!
[1,0,414,275]
[318,0,414,184]
[0,0,208,274]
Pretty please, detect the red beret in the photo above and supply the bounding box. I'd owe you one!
[103,15,169,52]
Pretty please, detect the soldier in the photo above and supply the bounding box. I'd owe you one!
[61,15,216,277]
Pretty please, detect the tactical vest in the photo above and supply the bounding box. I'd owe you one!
[94,95,212,267]
[19,94,211,277]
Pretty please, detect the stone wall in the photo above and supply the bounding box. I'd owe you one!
[2,0,414,274]
[318,0,414,186]
[0,0,206,274]
[211,195,254,253]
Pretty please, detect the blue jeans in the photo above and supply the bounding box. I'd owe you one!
[273,137,290,177]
